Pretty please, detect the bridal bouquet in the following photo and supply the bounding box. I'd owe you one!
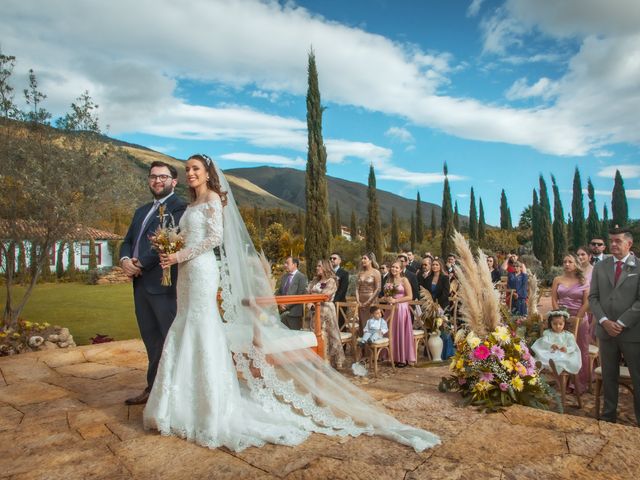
[149,204,184,286]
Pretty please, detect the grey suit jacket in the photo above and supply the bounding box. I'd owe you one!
[589,255,640,342]
[277,270,308,317]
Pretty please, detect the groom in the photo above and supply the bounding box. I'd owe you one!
[120,161,187,405]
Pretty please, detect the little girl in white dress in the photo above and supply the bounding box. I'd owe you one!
[532,310,582,375]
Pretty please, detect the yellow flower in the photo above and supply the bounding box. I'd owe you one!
[514,344,521,352]
[43,322,50,328]
[466,333,481,349]
[0,332,6,338]
[473,381,492,393]
[501,359,514,372]
[511,376,524,392]
[514,362,527,377]
[455,358,465,371]
[494,325,511,344]
[528,377,538,386]
[12,332,21,339]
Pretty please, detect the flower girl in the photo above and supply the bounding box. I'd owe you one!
[531,310,581,375]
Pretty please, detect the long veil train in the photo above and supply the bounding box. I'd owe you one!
[214,165,440,452]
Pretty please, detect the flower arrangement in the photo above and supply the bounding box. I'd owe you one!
[149,204,184,286]
[1,319,56,356]
[439,325,552,411]
[437,231,553,412]
[383,283,399,298]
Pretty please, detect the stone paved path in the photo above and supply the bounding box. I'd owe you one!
[1,340,638,479]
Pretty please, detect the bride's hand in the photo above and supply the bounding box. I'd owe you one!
[160,253,177,268]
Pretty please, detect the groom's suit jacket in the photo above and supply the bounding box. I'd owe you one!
[589,255,640,342]
[120,194,188,295]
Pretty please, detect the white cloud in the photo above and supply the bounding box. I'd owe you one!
[506,77,557,101]
[581,188,612,197]
[384,126,415,143]
[457,193,469,198]
[1,0,638,157]
[597,165,640,179]
[467,0,485,18]
[219,153,305,167]
[627,189,640,199]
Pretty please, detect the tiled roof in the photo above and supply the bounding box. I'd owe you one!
[0,219,122,241]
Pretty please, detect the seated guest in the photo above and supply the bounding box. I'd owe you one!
[425,258,450,310]
[417,257,432,293]
[487,255,502,284]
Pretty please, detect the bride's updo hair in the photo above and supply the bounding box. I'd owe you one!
[187,154,228,206]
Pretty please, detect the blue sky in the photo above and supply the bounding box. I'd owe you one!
[2,0,639,224]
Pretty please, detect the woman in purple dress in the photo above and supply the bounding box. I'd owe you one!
[383,261,416,367]
[551,253,590,393]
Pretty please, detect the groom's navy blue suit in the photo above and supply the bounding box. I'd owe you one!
[120,193,187,391]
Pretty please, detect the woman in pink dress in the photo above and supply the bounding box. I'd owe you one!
[550,253,590,393]
[383,261,416,367]
[576,245,595,339]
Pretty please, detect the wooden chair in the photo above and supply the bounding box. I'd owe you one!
[408,300,427,362]
[357,303,396,377]
[594,348,635,420]
[539,315,583,410]
[335,301,359,359]
[588,342,599,392]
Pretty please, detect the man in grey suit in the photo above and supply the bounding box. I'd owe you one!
[589,227,640,424]
[277,256,308,330]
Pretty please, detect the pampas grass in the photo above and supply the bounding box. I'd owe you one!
[452,231,487,337]
[475,249,501,332]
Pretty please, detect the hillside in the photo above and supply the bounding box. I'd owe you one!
[226,166,454,224]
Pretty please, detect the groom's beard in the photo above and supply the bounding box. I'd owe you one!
[149,185,173,199]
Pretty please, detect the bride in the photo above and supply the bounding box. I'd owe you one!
[143,153,440,452]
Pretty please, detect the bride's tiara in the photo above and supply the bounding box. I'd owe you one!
[192,153,213,167]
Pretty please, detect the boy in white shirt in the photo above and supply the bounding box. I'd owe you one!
[358,306,389,346]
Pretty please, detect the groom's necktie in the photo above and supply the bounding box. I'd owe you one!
[614,261,624,285]
[132,200,161,259]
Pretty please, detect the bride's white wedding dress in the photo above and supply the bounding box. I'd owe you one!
[143,187,440,452]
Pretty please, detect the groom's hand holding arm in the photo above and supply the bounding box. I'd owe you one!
[120,217,142,277]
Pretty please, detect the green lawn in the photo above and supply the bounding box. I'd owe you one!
[0,283,139,346]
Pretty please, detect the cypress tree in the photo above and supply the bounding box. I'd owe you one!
[532,189,541,259]
[55,242,65,279]
[350,210,357,241]
[335,201,342,235]
[17,242,27,284]
[67,242,76,280]
[415,192,423,244]
[571,167,586,250]
[297,209,304,236]
[478,198,486,243]
[440,163,455,258]
[88,238,98,270]
[430,208,437,238]
[410,212,416,250]
[601,204,609,241]
[468,187,478,241]
[331,209,338,237]
[538,175,554,270]
[365,164,383,261]
[390,207,399,252]
[586,178,600,242]
[453,201,460,231]
[551,175,567,265]
[566,215,573,250]
[611,169,628,227]
[500,189,512,229]
[304,50,331,273]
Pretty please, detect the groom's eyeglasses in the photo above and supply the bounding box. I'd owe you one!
[148,174,172,182]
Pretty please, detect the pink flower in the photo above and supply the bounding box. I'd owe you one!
[473,345,491,360]
[499,382,509,391]
[458,377,467,385]
[480,372,494,382]
[490,345,505,360]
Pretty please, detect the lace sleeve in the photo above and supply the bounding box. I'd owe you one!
[176,197,223,263]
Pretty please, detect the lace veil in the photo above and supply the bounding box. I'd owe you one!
[214,164,440,452]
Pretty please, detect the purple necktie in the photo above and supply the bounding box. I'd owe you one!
[283,273,293,293]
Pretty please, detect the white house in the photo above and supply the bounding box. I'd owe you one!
[0,220,122,273]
